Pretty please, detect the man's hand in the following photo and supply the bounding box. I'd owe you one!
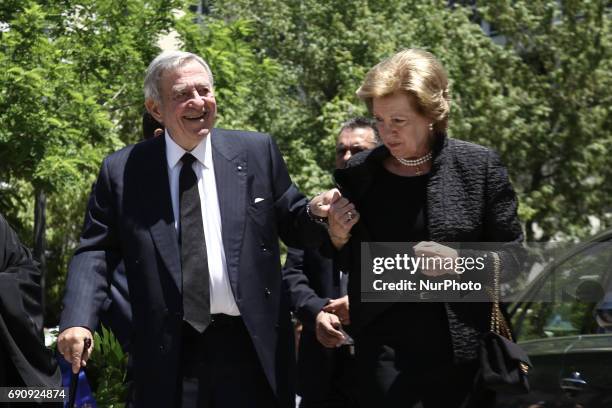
[413,241,459,277]
[322,295,350,325]
[315,311,345,348]
[57,327,94,374]
[309,189,340,218]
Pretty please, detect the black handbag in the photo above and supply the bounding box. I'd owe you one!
[478,252,531,394]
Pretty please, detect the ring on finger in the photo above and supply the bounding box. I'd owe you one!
[346,211,354,221]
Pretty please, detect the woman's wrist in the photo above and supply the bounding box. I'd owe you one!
[330,232,351,249]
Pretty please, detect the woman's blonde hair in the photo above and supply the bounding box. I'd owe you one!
[356,49,450,132]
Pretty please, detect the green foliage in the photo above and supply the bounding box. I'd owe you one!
[207,0,611,239]
[478,0,612,240]
[205,0,524,184]
[88,325,128,408]
[176,7,330,194]
[0,0,179,323]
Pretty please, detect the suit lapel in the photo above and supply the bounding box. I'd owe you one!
[211,129,247,296]
[144,136,182,291]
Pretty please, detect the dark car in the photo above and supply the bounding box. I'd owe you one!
[497,229,612,407]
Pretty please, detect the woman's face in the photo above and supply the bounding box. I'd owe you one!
[372,91,431,159]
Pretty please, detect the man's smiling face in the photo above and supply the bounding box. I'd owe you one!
[147,59,217,150]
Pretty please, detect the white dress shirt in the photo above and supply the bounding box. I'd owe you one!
[165,131,240,316]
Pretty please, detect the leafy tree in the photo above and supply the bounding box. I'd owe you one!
[478,0,612,240]
[176,8,330,194]
[0,0,180,323]
[206,0,612,239]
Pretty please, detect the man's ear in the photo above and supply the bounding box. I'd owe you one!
[145,99,164,124]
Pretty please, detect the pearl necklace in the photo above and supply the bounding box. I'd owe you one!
[396,151,432,166]
[395,151,432,175]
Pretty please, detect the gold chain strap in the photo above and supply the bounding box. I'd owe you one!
[490,252,528,373]
[490,252,512,339]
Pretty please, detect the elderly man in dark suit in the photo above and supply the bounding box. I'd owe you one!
[57,51,358,407]
[0,214,61,399]
[284,118,378,408]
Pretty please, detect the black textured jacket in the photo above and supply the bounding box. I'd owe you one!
[333,133,525,363]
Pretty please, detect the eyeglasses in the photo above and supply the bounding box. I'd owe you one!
[336,146,366,157]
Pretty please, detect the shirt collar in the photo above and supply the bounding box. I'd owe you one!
[165,130,211,170]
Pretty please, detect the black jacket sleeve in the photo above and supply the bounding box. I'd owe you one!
[282,247,329,330]
[0,214,61,387]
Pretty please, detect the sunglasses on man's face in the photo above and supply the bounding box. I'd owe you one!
[336,145,366,157]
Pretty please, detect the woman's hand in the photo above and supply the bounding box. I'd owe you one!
[413,241,459,276]
[328,191,359,248]
[310,189,359,249]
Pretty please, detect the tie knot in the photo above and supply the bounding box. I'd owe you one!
[181,153,197,166]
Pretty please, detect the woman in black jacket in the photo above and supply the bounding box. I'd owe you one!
[326,49,524,407]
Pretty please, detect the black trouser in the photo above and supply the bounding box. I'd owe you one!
[357,342,494,408]
[179,315,278,408]
[299,346,358,408]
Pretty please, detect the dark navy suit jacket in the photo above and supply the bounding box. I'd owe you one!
[60,129,326,407]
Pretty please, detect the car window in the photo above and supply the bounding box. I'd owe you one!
[513,241,612,341]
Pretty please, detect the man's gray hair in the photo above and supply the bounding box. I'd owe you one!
[144,51,214,103]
